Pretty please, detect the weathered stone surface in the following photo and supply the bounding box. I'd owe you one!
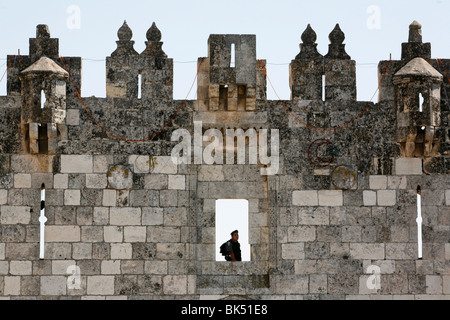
[0,22,448,301]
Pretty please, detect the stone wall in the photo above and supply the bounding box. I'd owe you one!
[0,21,449,300]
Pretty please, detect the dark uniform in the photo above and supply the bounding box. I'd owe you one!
[225,230,242,261]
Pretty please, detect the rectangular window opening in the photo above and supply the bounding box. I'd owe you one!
[219,85,228,111]
[215,199,250,262]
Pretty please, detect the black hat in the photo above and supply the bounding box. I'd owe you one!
[231,230,239,235]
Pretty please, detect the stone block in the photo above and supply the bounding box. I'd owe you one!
[87,276,115,295]
[152,156,177,174]
[446,190,450,206]
[102,189,116,207]
[0,261,9,274]
[369,175,387,189]
[144,174,168,190]
[54,174,69,189]
[387,176,407,189]
[101,260,121,275]
[9,261,32,275]
[86,174,108,189]
[168,175,186,190]
[41,276,67,295]
[273,275,308,294]
[292,190,318,206]
[377,190,396,206]
[318,190,343,206]
[111,243,132,259]
[61,155,93,173]
[0,243,4,260]
[45,226,81,242]
[363,190,376,206]
[426,275,442,294]
[199,165,224,181]
[93,155,111,173]
[142,207,164,225]
[446,243,450,260]
[144,261,168,275]
[281,243,305,259]
[109,207,141,226]
[72,243,93,259]
[52,260,76,275]
[443,276,450,294]
[148,226,180,243]
[349,243,385,259]
[0,206,30,224]
[81,226,103,242]
[14,173,31,189]
[124,226,146,242]
[104,226,123,243]
[385,243,416,259]
[310,274,327,294]
[164,207,187,226]
[0,189,7,205]
[93,207,109,225]
[4,276,21,295]
[288,226,316,242]
[64,190,81,206]
[163,275,187,295]
[66,109,80,126]
[395,158,422,175]
[120,260,144,274]
[297,207,329,225]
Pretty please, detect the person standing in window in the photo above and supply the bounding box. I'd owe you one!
[227,230,242,262]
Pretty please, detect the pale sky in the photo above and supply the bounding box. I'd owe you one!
[1,0,450,101]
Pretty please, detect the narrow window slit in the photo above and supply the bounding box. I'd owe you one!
[419,93,424,112]
[40,90,46,109]
[230,43,235,68]
[416,185,423,259]
[138,74,142,99]
[39,183,48,259]
[322,75,326,101]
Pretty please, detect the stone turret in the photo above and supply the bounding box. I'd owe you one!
[290,24,323,100]
[393,57,442,158]
[324,24,356,101]
[290,24,356,101]
[106,21,173,100]
[106,21,140,98]
[140,22,173,100]
[196,34,266,111]
[19,57,68,154]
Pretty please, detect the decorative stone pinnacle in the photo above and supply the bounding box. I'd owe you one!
[325,24,350,59]
[36,24,51,39]
[301,24,317,45]
[329,24,345,45]
[146,22,162,42]
[118,20,133,41]
[409,20,422,43]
